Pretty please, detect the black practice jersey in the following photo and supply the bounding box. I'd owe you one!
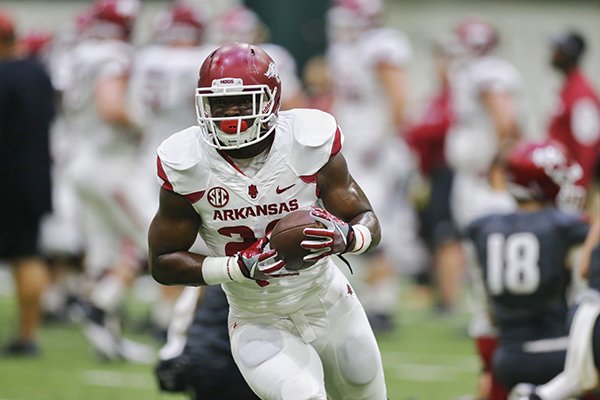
[466,207,588,344]
[588,244,600,292]
[184,285,231,357]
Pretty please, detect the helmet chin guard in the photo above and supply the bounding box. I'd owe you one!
[195,43,282,150]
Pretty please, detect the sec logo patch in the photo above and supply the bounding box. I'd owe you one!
[207,187,229,208]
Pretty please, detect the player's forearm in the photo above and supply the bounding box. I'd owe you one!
[150,251,209,286]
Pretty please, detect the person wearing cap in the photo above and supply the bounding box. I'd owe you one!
[547,31,600,208]
[0,8,55,356]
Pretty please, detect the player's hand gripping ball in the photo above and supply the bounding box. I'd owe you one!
[269,209,324,271]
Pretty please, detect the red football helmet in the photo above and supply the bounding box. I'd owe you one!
[208,5,261,45]
[505,139,585,212]
[19,30,53,58]
[89,0,140,40]
[152,2,204,45]
[195,43,282,150]
[455,17,498,56]
[327,0,383,41]
[0,9,15,42]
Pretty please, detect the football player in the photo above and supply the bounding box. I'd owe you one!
[509,198,600,400]
[0,8,55,356]
[445,17,524,399]
[547,31,600,208]
[325,0,422,331]
[148,43,387,399]
[405,40,464,314]
[128,0,213,343]
[466,139,589,396]
[61,0,154,362]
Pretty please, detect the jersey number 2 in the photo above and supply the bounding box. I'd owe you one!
[486,232,541,295]
[219,220,280,256]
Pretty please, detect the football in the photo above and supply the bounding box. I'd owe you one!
[270,209,324,271]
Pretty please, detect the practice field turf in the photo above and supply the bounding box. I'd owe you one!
[0,280,478,400]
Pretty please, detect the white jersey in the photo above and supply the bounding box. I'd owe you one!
[129,44,214,169]
[327,27,411,158]
[61,38,137,154]
[446,55,522,174]
[157,109,343,315]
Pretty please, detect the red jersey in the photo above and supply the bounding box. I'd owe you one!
[548,69,600,187]
[406,85,452,177]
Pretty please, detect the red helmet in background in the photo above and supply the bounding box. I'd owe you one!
[152,2,204,45]
[455,17,498,56]
[334,0,383,23]
[19,30,53,58]
[0,9,16,43]
[327,0,383,42]
[89,0,140,40]
[505,139,585,212]
[208,5,261,45]
[195,43,281,150]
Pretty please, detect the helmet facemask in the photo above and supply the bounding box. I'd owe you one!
[195,78,278,150]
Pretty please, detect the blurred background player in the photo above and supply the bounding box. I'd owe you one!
[405,40,464,314]
[206,4,306,110]
[60,0,153,362]
[302,54,334,113]
[128,0,212,340]
[446,16,522,228]
[32,9,94,324]
[326,0,424,331]
[546,30,600,211]
[466,139,589,398]
[0,8,55,356]
[444,16,524,399]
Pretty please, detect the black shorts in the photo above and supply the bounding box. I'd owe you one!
[418,166,460,248]
[0,212,42,260]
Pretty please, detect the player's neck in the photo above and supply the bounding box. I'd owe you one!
[224,133,275,159]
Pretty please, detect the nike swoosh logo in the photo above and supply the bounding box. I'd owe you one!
[276,184,295,194]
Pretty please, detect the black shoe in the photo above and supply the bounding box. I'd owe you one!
[3,339,40,357]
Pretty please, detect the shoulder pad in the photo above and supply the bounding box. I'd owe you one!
[290,109,338,147]
[157,127,203,171]
[278,109,342,177]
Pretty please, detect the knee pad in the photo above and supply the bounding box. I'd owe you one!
[339,334,380,385]
[237,326,284,368]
